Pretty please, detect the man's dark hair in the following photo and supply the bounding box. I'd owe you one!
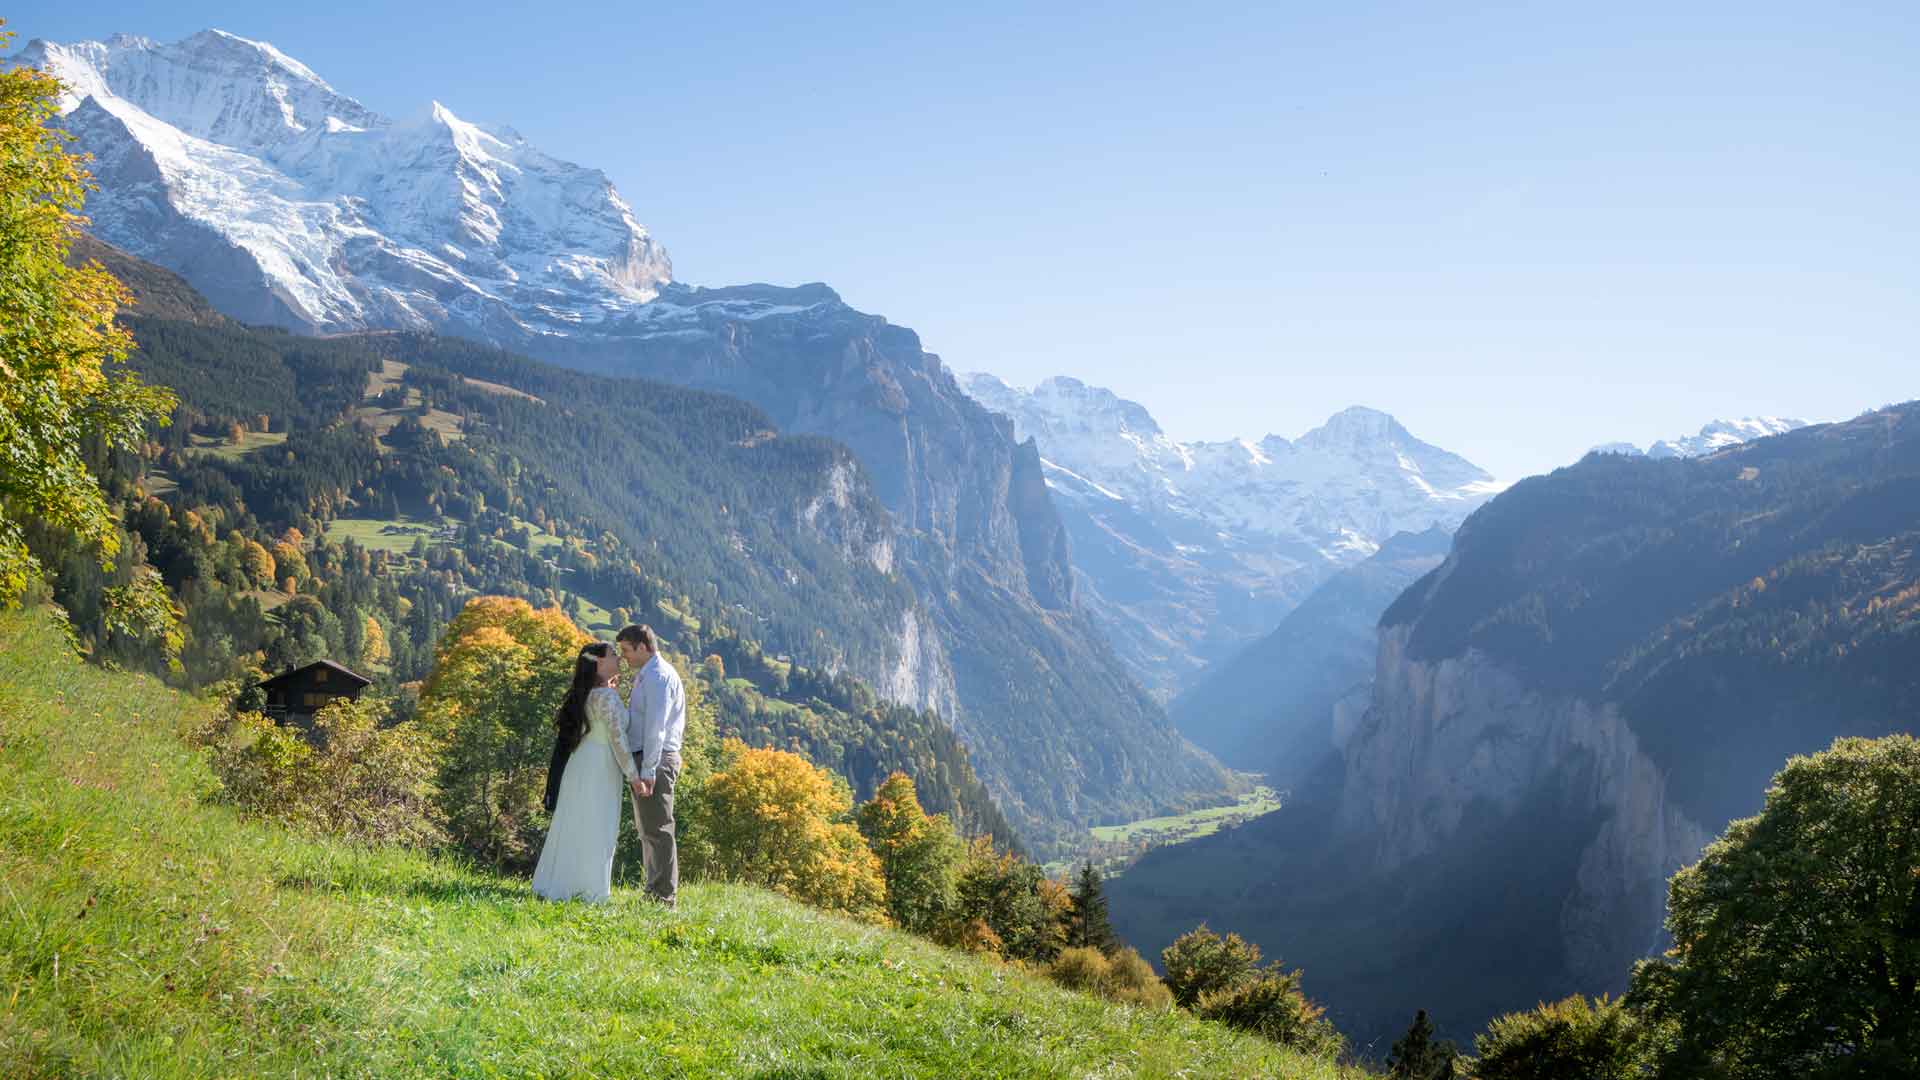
[617,624,658,652]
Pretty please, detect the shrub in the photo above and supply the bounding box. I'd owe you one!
[196,696,444,848]
[1105,947,1175,1009]
[1628,735,1920,1079]
[1048,946,1113,992]
[952,838,1066,962]
[1469,995,1640,1080]
[1195,968,1343,1058]
[1161,923,1262,1008]
[1046,945,1174,1009]
[936,917,1004,957]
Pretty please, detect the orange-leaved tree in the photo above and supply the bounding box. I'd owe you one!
[417,596,586,870]
[702,738,887,922]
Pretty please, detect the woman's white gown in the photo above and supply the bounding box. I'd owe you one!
[532,687,636,902]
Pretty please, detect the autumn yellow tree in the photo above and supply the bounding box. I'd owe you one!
[359,613,391,668]
[416,596,587,869]
[239,539,276,588]
[703,738,887,922]
[0,22,176,642]
[271,540,307,586]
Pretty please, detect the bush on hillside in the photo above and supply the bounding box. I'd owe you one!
[1468,995,1639,1080]
[1047,945,1174,1010]
[194,695,443,848]
[1628,734,1920,1078]
[1161,924,1263,1008]
[950,837,1068,962]
[1195,967,1343,1058]
[937,917,1005,957]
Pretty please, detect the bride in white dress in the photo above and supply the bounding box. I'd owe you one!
[532,642,640,902]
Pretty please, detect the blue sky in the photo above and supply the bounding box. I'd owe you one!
[13,3,1919,480]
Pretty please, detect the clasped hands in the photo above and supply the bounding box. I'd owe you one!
[629,777,654,798]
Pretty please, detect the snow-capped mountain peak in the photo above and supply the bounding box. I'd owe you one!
[9,30,671,336]
[961,372,1502,692]
[1592,417,1809,460]
[963,374,1500,558]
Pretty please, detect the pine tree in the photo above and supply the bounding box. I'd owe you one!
[1389,1009,1459,1079]
[1068,861,1117,954]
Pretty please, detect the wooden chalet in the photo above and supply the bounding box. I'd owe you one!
[257,660,372,724]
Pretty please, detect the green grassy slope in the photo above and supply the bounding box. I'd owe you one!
[0,608,1354,1079]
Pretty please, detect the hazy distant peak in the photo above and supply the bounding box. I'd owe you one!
[1593,417,1809,460]
[963,371,1498,561]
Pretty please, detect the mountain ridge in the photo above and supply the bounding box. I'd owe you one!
[961,372,1500,695]
[1589,416,1808,460]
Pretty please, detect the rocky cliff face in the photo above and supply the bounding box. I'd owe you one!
[1337,626,1711,987]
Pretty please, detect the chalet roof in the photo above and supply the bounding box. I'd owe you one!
[256,659,372,690]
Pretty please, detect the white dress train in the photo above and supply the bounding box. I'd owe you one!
[532,687,638,902]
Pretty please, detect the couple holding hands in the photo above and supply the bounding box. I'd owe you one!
[532,624,686,906]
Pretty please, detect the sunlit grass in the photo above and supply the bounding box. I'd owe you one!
[184,429,288,461]
[1091,784,1284,845]
[0,608,1360,1078]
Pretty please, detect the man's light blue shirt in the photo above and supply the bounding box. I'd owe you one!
[627,655,686,782]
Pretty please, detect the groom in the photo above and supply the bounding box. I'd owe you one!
[616,624,686,907]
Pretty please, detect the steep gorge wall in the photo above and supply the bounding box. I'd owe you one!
[1337,626,1712,988]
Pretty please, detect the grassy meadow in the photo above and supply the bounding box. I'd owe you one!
[0,607,1358,1078]
[1091,785,1284,847]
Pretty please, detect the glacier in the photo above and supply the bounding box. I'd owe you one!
[13,30,672,337]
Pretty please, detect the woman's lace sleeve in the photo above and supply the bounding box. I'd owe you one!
[595,689,640,781]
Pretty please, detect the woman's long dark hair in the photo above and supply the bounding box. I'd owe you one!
[556,642,612,752]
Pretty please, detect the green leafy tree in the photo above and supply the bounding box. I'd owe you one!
[1469,995,1638,1080]
[1067,861,1117,954]
[1390,1009,1459,1079]
[1629,734,1920,1079]
[1161,924,1262,1008]
[0,24,176,638]
[856,771,963,934]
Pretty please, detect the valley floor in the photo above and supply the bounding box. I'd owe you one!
[1050,783,1284,878]
[0,609,1355,1079]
